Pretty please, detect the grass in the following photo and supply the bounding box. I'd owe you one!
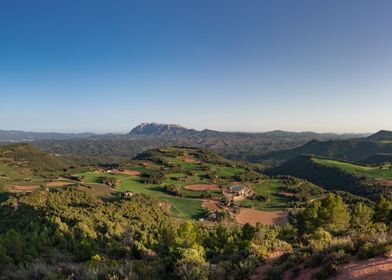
[116,177,204,219]
[313,158,392,179]
[117,178,166,195]
[163,197,205,219]
[242,179,289,210]
[215,166,243,177]
[166,157,196,170]
[0,161,29,181]
[75,171,130,184]
[0,161,48,188]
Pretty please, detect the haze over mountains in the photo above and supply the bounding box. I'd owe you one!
[0,122,368,142]
[0,123,371,162]
[0,129,96,142]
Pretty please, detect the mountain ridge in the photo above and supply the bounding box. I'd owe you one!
[0,129,96,142]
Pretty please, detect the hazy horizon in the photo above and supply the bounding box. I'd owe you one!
[0,121,375,135]
[1,0,391,133]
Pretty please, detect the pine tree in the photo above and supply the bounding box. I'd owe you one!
[374,196,392,223]
[351,202,373,231]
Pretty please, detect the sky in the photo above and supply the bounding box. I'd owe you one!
[0,0,391,133]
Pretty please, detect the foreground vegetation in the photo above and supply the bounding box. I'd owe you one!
[1,144,392,279]
[0,188,391,279]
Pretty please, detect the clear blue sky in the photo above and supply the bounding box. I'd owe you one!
[0,0,391,133]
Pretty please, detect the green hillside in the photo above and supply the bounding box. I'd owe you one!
[267,155,392,200]
[313,158,392,179]
[262,138,392,164]
[0,144,78,193]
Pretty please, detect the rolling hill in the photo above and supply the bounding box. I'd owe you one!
[262,130,392,164]
[366,130,392,141]
[267,155,392,200]
[0,143,324,220]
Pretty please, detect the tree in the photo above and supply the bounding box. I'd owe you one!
[99,176,118,188]
[0,244,11,267]
[374,196,392,223]
[242,223,256,241]
[294,194,350,234]
[175,244,208,280]
[164,184,182,197]
[318,194,350,233]
[0,229,24,264]
[142,171,165,184]
[351,202,373,231]
[309,227,332,251]
[176,221,198,248]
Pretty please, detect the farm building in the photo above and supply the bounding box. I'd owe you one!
[223,185,252,203]
[229,185,248,196]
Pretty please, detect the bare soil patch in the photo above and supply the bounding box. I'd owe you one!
[282,266,322,280]
[279,192,295,197]
[46,181,71,187]
[184,184,220,191]
[379,179,392,187]
[202,200,220,211]
[337,256,392,280]
[251,251,288,280]
[159,201,172,210]
[236,209,288,226]
[9,185,40,193]
[179,156,199,164]
[78,184,114,198]
[116,170,141,176]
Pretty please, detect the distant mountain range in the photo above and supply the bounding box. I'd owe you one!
[0,123,380,162]
[3,122,360,161]
[128,122,365,139]
[0,129,96,142]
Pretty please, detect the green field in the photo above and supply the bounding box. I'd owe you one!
[74,171,131,184]
[0,160,48,187]
[313,158,392,179]
[240,179,289,210]
[115,177,205,219]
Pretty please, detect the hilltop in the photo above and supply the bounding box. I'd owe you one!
[367,130,392,141]
[130,122,194,136]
